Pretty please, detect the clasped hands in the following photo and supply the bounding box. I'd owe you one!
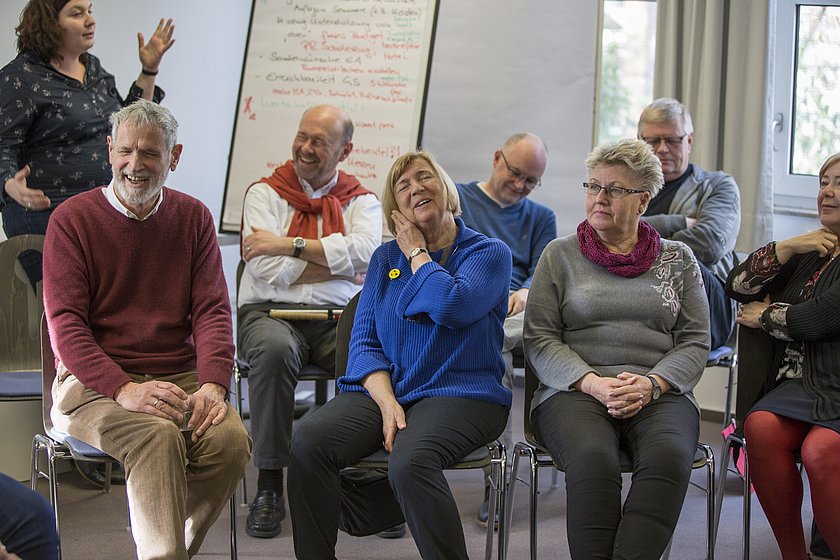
[114,380,227,442]
[583,372,654,419]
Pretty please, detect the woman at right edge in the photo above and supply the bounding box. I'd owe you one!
[726,152,840,559]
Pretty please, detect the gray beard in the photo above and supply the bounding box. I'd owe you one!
[114,169,168,208]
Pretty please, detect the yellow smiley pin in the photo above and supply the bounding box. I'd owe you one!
[388,268,400,279]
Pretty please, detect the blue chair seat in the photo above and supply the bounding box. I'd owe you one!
[0,370,41,399]
[707,345,735,365]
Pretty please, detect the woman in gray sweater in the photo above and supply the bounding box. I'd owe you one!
[523,138,710,559]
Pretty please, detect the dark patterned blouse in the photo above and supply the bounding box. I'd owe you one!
[0,50,163,209]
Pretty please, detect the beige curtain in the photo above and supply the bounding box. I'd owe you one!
[654,0,776,250]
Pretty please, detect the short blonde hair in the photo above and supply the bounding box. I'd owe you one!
[381,150,461,235]
[819,152,840,181]
[584,139,664,197]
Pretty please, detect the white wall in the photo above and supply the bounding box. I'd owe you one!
[0,0,599,295]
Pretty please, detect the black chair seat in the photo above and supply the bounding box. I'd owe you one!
[354,444,494,470]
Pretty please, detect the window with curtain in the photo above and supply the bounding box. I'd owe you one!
[596,0,657,144]
[774,0,840,212]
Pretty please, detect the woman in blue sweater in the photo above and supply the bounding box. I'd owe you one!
[288,150,512,559]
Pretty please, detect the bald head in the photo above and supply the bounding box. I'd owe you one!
[292,105,354,189]
[484,133,548,207]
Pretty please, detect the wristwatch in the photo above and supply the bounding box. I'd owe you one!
[646,375,662,400]
[408,247,429,265]
[292,236,306,258]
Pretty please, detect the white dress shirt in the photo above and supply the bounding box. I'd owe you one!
[238,177,382,307]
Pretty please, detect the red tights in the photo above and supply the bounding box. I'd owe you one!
[744,411,840,560]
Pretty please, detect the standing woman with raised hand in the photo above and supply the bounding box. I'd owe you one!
[0,0,174,280]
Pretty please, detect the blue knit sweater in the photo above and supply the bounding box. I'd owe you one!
[339,218,513,409]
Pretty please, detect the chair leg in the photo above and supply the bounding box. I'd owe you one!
[234,372,249,506]
[496,446,507,560]
[528,449,539,560]
[483,443,507,560]
[503,444,524,560]
[230,494,238,560]
[47,448,62,558]
[742,451,750,560]
[706,446,715,560]
[240,474,248,507]
[713,436,736,552]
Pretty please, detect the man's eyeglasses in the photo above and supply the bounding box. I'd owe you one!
[640,135,687,148]
[500,151,541,189]
[582,182,646,199]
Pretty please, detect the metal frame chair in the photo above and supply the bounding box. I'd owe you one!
[713,325,788,560]
[505,361,716,560]
[232,260,338,504]
[334,292,509,560]
[31,315,238,559]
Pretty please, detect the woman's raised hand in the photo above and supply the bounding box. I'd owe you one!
[137,18,175,73]
[392,210,426,257]
[776,228,838,263]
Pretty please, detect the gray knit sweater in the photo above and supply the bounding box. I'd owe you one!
[523,234,711,413]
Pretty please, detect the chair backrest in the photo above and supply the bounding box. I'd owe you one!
[39,314,58,433]
[334,291,362,380]
[523,360,541,447]
[236,259,245,306]
[0,235,46,372]
[733,325,777,429]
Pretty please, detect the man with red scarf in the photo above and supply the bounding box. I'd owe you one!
[238,105,382,539]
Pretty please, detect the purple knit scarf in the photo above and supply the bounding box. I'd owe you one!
[577,220,661,278]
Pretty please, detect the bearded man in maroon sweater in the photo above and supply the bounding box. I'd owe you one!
[43,100,251,560]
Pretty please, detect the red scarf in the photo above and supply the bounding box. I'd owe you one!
[577,220,661,278]
[255,160,373,238]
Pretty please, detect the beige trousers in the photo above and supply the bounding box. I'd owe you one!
[52,368,252,560]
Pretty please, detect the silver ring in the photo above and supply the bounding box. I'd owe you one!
[153,398,160,409]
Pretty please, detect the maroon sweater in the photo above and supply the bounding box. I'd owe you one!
[43,187,233,399]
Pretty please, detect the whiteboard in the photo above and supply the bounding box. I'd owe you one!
[220,0,440,232]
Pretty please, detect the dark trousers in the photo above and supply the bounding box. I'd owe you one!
[0,472,59,559]
[1,203,51,287]
[288,392,508,560]
[237,302,337,470]
[533,390,699,560]
[698,260,735,350]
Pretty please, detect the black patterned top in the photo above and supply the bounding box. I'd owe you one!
[726,241,840,420]
[0,50,163,208]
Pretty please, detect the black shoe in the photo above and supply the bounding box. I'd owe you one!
[76,461,126,487]
[246,489,286,538]
[476,487,498,528]
[376,522,406,539]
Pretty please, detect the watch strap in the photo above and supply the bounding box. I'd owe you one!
[646,374,661,400]
[408,247,429,265]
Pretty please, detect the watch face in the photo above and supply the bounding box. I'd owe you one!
[294,237,305,249]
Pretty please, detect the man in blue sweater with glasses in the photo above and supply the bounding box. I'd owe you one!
[455,132,555,524]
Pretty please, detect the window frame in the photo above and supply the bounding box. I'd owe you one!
[773,0,840,215]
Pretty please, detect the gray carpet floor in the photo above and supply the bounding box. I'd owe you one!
[37,377,811,559]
